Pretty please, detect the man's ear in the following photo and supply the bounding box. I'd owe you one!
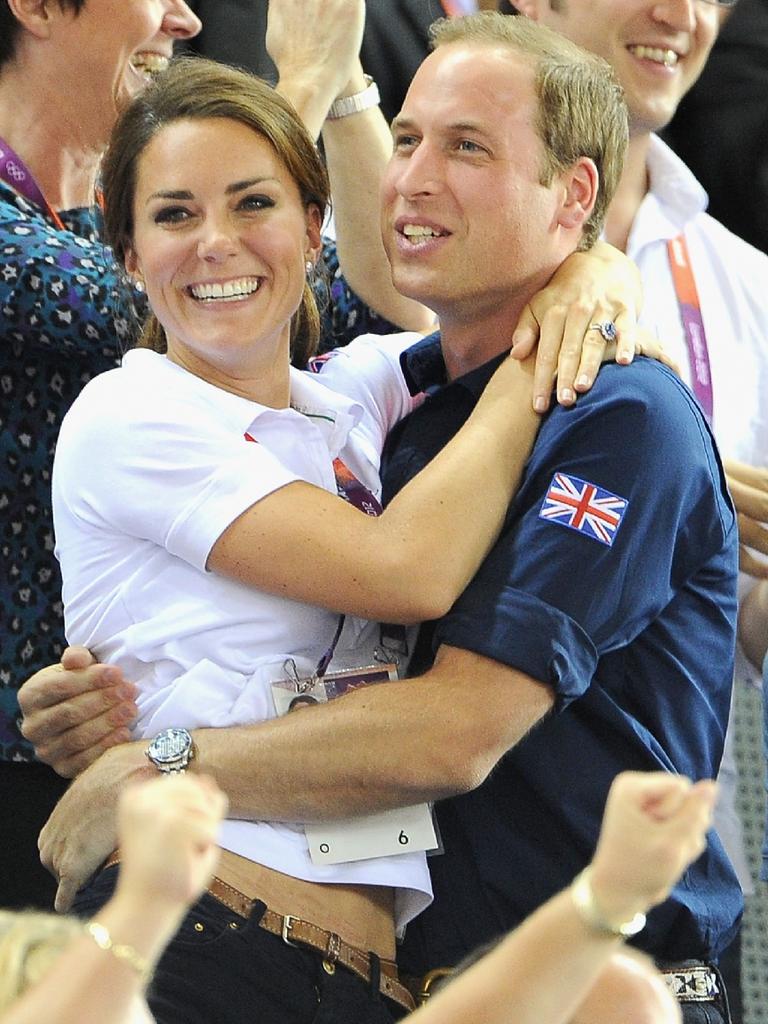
[514,0,542,20]
[556,157,599,234]
[6,0,57,41]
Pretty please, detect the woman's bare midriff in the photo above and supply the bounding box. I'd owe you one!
[216,847,397,958]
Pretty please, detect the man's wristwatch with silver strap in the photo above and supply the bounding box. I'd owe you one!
[145,727,195,774]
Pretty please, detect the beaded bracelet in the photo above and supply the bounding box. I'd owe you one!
[86,921,152,984]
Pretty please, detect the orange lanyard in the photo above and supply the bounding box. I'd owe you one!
[666,234,713,425]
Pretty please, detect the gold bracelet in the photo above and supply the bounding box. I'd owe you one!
[570,867,646,938]
[86,921,152,984]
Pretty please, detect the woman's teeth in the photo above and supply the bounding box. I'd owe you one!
[130,53,170,80]
[189,278,261,302]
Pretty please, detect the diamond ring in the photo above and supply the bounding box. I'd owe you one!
[589,321,618,342]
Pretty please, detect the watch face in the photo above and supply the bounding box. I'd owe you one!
[149,727,191,764]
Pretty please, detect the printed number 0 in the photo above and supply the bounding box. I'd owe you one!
[398,830,409,845]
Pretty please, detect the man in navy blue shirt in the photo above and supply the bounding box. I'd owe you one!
[373,16,740,1006]
[383,342,739,975]
[20,11,740,1021]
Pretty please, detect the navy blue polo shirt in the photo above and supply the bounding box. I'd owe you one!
[383,333,742,972]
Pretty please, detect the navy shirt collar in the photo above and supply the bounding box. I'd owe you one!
[400,330,508,400]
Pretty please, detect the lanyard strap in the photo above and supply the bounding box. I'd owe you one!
[0,135,67,232]
[666,234,713,425]
[314,613,346,679]
[332,457,383,516]
[243,432,382,517]
[244,432,383,677]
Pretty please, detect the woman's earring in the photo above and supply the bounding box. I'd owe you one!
[134,277,145,294]
[305,260,314,279]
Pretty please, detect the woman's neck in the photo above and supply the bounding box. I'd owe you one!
[0,68,103,211]
[165,332,294,409]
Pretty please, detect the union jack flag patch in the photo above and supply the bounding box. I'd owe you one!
[538,472,629,547]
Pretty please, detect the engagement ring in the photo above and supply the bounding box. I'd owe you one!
[589,321,618,342]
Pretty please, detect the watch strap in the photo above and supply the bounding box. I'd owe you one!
[326,75,380,120]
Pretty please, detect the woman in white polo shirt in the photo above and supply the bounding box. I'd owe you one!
[49,58,546,1024]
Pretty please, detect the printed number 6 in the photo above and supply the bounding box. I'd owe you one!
[398,830,409,845]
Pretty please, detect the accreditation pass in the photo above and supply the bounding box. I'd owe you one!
[272,663,439,865]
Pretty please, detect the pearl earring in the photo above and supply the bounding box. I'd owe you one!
[305,260,314,278]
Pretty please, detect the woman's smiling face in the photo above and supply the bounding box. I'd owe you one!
[54,1,201,134]
[126,116,322,396]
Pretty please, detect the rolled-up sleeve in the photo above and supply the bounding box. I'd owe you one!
[435,361,735,709]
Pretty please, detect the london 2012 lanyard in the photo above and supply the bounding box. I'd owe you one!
[0,135,67,232]
[667,234,714,426]
[244,431,383,679]
[244,431,383,518]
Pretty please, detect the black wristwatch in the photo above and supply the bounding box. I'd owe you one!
[145,727,195,774]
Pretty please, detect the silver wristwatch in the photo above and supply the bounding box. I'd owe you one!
[145,727,195,774]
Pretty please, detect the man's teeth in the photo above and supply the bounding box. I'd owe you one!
[130,53,170,78]
[402,224,445,242]
[629,45,678,68]
[189,279,261,302]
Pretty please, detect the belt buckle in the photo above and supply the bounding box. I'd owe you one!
[418,967,454,1005]
[664,966,720,1002]
[281,914,298,947]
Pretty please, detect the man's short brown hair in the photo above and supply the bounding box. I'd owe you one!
[431,12,628,249]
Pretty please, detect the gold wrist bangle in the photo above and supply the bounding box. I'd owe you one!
[86,921,152,984]
[570,867,646,938]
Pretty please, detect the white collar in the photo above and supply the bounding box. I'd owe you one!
[121,348,363,457]
[626,136,709,254]
[288,364,363,457]
[645,134,708,223]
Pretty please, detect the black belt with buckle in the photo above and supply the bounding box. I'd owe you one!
[657,960,729,1014]
[406,960,729,1015]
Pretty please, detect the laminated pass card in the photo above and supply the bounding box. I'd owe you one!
[272,663,439,864]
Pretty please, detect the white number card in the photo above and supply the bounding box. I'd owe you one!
[306,803,438,865]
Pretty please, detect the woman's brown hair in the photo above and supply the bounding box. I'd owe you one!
[101,56,330,367]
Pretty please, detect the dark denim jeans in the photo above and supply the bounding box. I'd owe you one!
[74,866,404,1024]
[681,1003,731,1024]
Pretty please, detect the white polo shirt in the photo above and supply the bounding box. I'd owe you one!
[629,136,768,469]
[627,135,768,889]
[53,332,432,927]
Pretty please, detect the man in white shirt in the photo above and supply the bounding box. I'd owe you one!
[514,0,768,1016]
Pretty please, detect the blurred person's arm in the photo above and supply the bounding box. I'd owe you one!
[738,579,768,672]
[406,772,712,1024]
[0,776,225,1024]
[267,0,433,334]
[724,460,768,581]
